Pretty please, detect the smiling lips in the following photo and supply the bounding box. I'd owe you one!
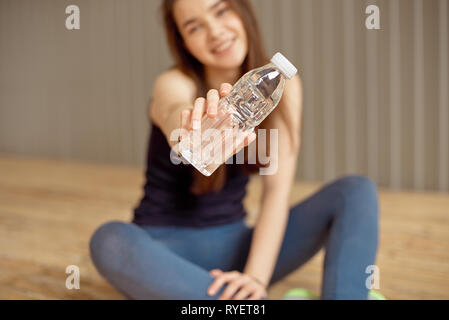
[211,37,236,55]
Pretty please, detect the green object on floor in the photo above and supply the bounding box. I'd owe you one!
[368,290,387,300]
[282,288,319,300]
[282,288,387,300]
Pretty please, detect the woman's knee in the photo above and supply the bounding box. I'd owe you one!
[334,175,379,218]
[89,221,134,267]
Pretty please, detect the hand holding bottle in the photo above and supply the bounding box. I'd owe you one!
[176,83,256,160]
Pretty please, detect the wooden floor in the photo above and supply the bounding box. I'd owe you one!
[0,154,448,300]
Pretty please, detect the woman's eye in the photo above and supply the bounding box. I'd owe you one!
[189,25,201,34]
[216,7,229,16]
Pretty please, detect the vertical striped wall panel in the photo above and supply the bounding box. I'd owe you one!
[0,0,447,192]
[439,0,449,192]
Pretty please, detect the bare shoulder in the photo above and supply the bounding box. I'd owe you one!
[285,74,303,98]
[279,74,303,112]
[153,68,197,101]
[150,68,197,124]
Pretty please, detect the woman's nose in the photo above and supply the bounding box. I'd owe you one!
[207,19,225,40]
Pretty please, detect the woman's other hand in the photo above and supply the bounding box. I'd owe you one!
[207,269,268,300]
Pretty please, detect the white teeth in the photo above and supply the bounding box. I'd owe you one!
[213,39,234,54]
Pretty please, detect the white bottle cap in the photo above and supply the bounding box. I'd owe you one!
[270,52,298,79]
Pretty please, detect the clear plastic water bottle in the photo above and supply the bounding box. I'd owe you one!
[174,52,298,176]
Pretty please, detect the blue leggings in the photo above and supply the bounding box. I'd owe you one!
[89,175,379,300]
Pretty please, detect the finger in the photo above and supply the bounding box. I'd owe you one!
[248,289,267,300]
[191,97,206,130]
[208,272,238,296]
[219,83,233,97]
[209,269,223,276]
[232,286,252,300]
[181,109,191,129]
[206,89,219,118]
[248,292,264,300]
[218,277,250,300]
[208,272,239,296]
[180,109,192,139]
[209,269,222,273]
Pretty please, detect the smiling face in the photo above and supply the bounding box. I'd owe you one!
[173,0,248,70]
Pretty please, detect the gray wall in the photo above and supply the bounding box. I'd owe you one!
[0,0,448,192]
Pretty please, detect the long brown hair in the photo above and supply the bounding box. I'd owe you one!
[161,0,271,195]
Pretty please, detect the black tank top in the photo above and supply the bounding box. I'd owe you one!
[132,123,250,227]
